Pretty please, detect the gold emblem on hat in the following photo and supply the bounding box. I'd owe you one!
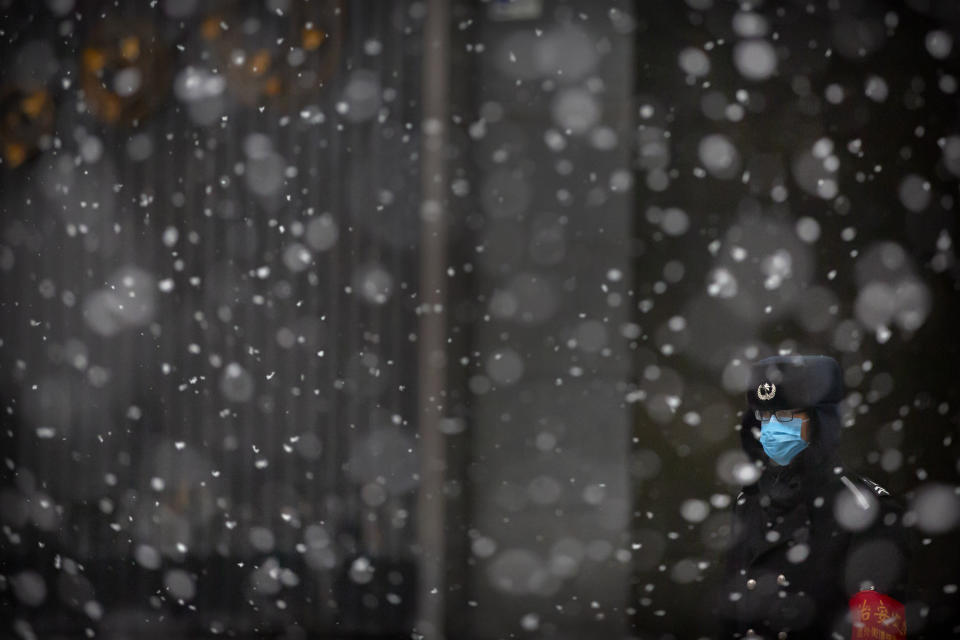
[757,382,776,401]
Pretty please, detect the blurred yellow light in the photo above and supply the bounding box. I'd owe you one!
[83,48,106,72]
[201,16,221,41]
[249,49,271,76]
[4,143,27,168]
[21,91,49,118]
[303,27,326,51]
[101,94,121,122]
[265,75,282,96]
[120,36,141,62]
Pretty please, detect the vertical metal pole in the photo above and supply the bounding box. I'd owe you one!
[416,0,450,637]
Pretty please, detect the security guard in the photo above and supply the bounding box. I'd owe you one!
[720,355,912,639]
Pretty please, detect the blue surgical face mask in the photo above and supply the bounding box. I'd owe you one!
[759,417,809,466]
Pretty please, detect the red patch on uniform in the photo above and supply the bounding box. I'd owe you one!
[849,589,906,640]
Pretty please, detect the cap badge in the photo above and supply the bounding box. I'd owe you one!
[757,382,776,401]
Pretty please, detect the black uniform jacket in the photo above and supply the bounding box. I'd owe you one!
[719,416,912,639]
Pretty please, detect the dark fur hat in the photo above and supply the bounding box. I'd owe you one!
[745,354,843,411]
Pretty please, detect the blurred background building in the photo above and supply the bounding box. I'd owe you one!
[0,0,959,638]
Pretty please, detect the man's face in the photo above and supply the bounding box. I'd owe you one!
[757,408,811,442]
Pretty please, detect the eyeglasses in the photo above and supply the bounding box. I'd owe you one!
[755,409,803,422]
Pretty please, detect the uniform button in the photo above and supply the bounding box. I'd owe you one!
[777,573,788,586]
[746,578,757,590]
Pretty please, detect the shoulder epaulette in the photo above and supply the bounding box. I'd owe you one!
[859,475,891,497]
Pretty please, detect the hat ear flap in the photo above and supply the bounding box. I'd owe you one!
[810,405,841,452]
[739,409,765,462]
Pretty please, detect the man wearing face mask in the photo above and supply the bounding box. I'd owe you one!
[719,354,914,639]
